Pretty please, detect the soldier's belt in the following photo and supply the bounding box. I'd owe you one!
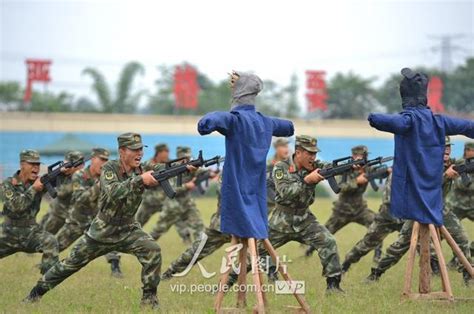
[275,204,308,216]
[3,216,36,227]
[97,212,135,226]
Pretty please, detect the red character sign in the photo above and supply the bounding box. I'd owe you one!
[427,76,445,113]
[174,64,199,110]
[305,70,328,112]
[24,59,52,102]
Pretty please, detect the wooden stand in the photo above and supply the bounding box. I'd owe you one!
[402,222,474,301]
[214,236,311,313]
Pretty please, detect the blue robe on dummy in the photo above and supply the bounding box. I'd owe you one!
[368,106,474,225]
[198,105,294,238]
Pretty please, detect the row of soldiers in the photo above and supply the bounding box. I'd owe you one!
[1,132,472,308]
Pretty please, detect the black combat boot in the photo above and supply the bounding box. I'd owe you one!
[110,259,123,278]
[373,245,382,263]
[305,245,316,257]
[462,269,472,287]
[326,275,344,293]
[447,256,459,270]
[430,257,440,276]
[141,288,159,309]
[267,265,279,283]
[23,285,48,303]
[341,261,351,274]
[365,268,383,283]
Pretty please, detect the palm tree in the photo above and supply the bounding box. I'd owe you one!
[82,61,146,113]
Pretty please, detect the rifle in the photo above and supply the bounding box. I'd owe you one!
[453,158,474,186]
[194,157,225,194]
[40,155,91,198]
[152,151,223,198]
[317,156,393,194]
[365,164,391,191]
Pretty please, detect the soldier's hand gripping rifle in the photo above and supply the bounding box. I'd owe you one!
[365,164,391,191]
[194,157,225,194]
[40,155,92,198]
[453,157,474,186]
[152,151,223,198]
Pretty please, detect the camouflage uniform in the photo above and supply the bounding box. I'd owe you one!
[369,154,472,279]
[29,133,162,304]
[266,138,290,216]
[0,150,59,274]
[162,179,231,278]
[261,136,342,279]
[41,151,84,235]
[149,147,205,241]
[342,174,405,270]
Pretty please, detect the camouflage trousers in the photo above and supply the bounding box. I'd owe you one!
[264,220,342,278]
[343,213,404,265]
[40,212,66,235]
[150,197,204,241]
[325,203,376,234]
[0,224,59,274]
[165,228,231,275]
[451,206,474,258]
[36,227,162,293]
[55,220,120,263]
[374,211,472,274]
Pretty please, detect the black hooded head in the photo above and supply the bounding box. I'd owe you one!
[399,67,429,107]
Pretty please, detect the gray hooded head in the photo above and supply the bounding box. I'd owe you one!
[231,71,263,107]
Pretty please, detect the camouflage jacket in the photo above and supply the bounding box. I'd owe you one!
[376,174,403,223]
[68,166,101,227]
[333,167,369,209]
[445,158,473,211]
[269,157,324,233]
[86,160,164,243]
[174,168,206,200]
[48,174,74,219]
[266,157,288,207]
[1,171,43,222]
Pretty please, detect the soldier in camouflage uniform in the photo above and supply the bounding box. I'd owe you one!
[40,151,85,235]
[25,133,164,307]
[54,148,123,277]
[266,138,290,215]
[366,138,473,285]
[161,176,231,280]
[137,143,191,243]
[306,145,381,260]
[446,142,474,269]
[0,150,59,274]
[341,173,405,273]
[149,146,205,242]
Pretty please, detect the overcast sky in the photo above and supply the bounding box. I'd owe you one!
[1,0,473,106]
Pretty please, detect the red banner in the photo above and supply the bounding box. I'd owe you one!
[173,64,199,110]
[428,76,445,113]
[24,59,52,102]
[305,70,328,112]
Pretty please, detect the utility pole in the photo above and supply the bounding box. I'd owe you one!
[429,34,466,72]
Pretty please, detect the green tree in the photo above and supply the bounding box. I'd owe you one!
[29,91,74,112]
[282,73,300,118]
[0,81,23,109]
[444,58,474,113]
[82,61,146,113]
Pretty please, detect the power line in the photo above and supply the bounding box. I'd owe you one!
[428,34,471,72]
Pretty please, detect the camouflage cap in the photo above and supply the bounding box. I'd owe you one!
[465,142,474,150]
[445,136,452,146]
[20,149,41,164]
[155,143,169,153]
[352,145,369,155]
[177,146,192,158]
[91,148,110,160]
[65,150,85,163]
[295,135,320,153]
[117,132,147,149]
[273,138,289,148]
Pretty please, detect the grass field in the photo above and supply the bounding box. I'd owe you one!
[0,197,472,313]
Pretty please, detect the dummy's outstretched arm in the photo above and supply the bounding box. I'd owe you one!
[197,112,236,136]
[271,118,295,137]
[441,115,474,138]
[368,112,413,135]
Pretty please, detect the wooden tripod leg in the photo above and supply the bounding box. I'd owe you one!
[255,242,268,307]
[248,238,265,314]
[418,224,431,294]
[403,222,420,296]
[439,226,474,277]
[428,225,453,300]
[215,236,239,312]
[263,239,311,314]
[236,239,248,308]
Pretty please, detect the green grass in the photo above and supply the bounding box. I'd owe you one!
[0,198,472,313]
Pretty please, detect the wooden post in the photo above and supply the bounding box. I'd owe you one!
[236,239,248,308]
[418,224,431,294]
[439,226,474,277]
[248,238,265,314]
[403,222,420,295]
[214,236,239,312]
[428,224,454,300]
